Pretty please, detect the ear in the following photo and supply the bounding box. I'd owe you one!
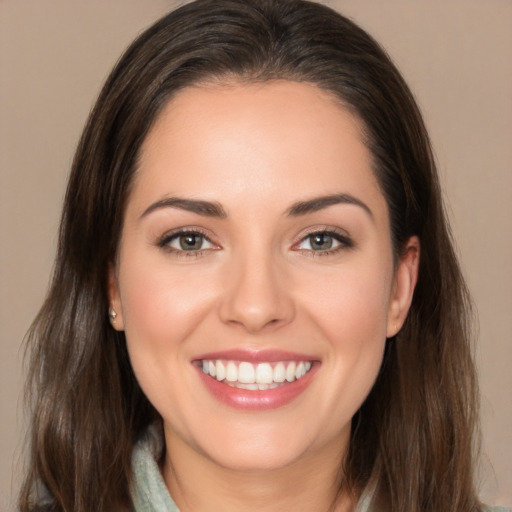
[107,264,125,331]
[386,236,420,338]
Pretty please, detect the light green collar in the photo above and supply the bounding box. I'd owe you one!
[131,425,375,512]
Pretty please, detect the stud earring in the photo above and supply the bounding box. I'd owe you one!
[109,308,117,323]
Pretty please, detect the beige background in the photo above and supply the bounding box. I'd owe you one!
[1,1,510,510]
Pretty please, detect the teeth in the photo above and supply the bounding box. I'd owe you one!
[255,363,273,384]
[295,362,305,380]
[216,360,226,381]
[226,361,238,382]
[286,362,296,382]
[238,362,255,383]
[226,382,259,390]
[200,359,314,387]
[273,362,286,383]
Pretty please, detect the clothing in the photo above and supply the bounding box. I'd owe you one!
[130,425,374,512]
[131,426,511,512]
[131,424,179,512]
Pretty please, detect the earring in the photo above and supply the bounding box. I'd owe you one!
[109,308,117,323]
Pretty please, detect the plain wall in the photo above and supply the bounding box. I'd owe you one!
[1,1,510,510]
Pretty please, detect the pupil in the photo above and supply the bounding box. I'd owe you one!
[311,234,333,250]
[180,234,202,250]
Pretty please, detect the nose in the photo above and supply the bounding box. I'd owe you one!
[218,251,295,334]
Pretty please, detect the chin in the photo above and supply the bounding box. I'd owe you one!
[193,419,336,473]
[206,442,310,473]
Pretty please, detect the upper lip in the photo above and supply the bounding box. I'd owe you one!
[193,349,318,363]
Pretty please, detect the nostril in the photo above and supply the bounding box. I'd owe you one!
[217,260,296,332]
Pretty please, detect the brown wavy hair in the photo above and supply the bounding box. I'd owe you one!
[20,1,482,510]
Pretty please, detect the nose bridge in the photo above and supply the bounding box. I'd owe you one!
[219,243,294,333]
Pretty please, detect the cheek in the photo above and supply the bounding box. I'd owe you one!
[297,254,393,402]
[117,265,219,432]
[303,255,393,342]
[119,259,217,346]
[117,258,219,401]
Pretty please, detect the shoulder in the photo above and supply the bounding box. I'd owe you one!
[483,507,512,512]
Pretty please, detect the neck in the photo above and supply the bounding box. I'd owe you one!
[162,427,355,512]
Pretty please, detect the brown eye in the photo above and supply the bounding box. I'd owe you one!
[179,233,205,250]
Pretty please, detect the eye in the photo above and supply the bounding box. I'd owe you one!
[295,230,353,253]
[159,230,216,252]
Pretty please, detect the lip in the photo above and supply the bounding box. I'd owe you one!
[193,349,320,411]
[194,349,316,363]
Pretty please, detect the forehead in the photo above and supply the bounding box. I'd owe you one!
[132,80,385,217]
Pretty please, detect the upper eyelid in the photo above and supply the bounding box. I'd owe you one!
[294,225,352,241]
[158,226,215,242]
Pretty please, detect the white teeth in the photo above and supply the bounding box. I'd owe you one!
[216,360,226,381]
[273,362,286,383]
[201,359,313,387]
[227,382,259,390]
[255,363,273,384]
[285,362,296,382]
[295,362,305,380]
[238,362,255,383]
[226,361,238,382]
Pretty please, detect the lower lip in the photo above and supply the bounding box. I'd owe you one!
[195,363,319,411]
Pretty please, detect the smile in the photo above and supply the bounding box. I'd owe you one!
[194,351,319,410]
[200,360,313,390]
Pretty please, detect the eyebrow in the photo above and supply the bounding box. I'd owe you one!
[140,197,227,219]
[140,193,372,220]
[286,193,373,218]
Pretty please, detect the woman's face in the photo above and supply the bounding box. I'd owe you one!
[109,80,418,473]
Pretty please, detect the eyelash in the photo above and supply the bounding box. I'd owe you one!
[293,228,354,256]
[157,227,354,258]
[157,228,217,258]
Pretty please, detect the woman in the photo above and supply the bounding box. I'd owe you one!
[19,1,508,511]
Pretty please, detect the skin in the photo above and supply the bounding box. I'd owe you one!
[109,80,419,512]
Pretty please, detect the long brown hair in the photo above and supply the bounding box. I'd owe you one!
[20,1,481,510]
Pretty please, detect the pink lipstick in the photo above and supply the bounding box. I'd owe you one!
[193,350,319,410]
